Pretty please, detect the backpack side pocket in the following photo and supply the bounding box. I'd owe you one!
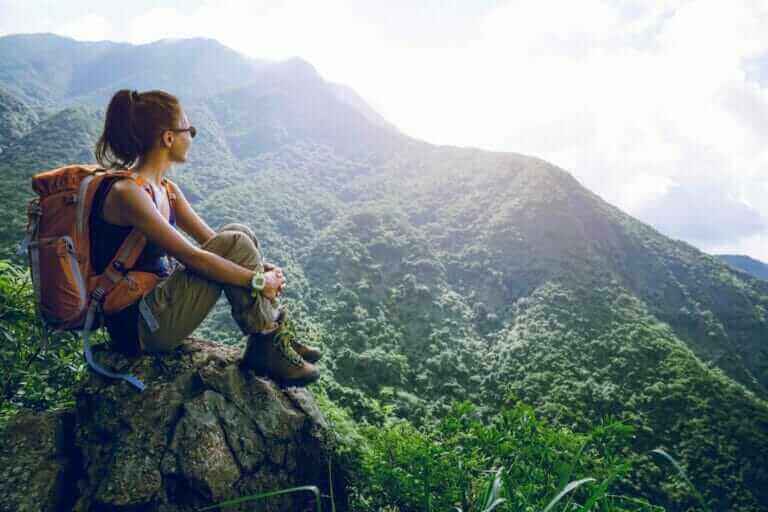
[29,236,86,327]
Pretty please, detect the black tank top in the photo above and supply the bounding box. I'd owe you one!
[90,178,176,354]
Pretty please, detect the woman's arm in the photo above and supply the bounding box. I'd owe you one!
[168,180,285,293]
[167,180,215,245]
[106,179,253,288]
[162,180,286,297]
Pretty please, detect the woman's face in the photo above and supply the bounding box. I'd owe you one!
[168,109,193,164]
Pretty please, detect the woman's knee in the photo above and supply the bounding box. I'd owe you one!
[218,223,259,248]
[202,229,261,265]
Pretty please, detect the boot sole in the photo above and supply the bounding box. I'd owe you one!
[271,371,321,388]
[240,364,318,387]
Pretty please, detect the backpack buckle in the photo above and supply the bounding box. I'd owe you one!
[27,200,42,217]
[91,287,107,302]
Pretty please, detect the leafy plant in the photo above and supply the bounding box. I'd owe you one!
[453,467,506,512]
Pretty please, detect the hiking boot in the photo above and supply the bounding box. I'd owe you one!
[290,338,322,364]
[239,329,320,387]
[274,308,322,363]
[239,333,269,375]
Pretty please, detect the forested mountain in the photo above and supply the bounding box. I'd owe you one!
[719,254,768,281]
[1,33,767,511]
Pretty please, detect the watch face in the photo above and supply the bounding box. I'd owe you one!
[252,273,265,290]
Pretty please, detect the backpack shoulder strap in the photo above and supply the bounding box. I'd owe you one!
[161,177,177,209]
[161,177,177,225]
[97,229,148,291]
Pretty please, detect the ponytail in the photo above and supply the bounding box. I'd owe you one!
[95,89,181,169]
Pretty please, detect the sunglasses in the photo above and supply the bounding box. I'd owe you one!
[166,126,197,138]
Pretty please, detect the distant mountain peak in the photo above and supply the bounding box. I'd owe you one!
[155,37,187,44]
[0,32,74,42]
[717,254,768,281]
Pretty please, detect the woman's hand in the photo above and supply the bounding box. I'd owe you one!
[264,262,286,296]
[264,261,282,273]
[262,269,286,300]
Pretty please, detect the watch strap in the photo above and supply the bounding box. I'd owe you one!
[251,270,266,297]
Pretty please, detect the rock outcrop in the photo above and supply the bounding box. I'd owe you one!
[0,338,343,512]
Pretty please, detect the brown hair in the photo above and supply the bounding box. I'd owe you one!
[94,89,181,169]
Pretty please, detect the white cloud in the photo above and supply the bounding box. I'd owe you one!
[122,1,377,62]
[634,180,768,246]
[616,173,676,213]
[0,1,57,35]
[59,14,113,42]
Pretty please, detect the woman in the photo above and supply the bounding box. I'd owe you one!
[92,89,321,386]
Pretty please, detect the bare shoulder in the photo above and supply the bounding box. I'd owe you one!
[103,178,152,225]
[111,177,145,197]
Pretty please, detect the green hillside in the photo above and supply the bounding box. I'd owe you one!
[1,34,767,511]
[0,87,38,151]
[0,33,120,107]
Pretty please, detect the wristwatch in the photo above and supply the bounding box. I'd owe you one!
[250,270,266,297]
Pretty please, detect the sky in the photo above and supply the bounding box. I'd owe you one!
[2,0,768,260]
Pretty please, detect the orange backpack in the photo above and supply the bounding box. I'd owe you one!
[21,164,176,391]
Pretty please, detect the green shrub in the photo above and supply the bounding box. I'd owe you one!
[0,259,86,426]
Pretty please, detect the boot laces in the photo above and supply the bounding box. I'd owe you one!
[273,328,304,367]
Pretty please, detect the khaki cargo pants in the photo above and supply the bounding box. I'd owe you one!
[137,223,279,353]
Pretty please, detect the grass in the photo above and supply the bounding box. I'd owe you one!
[197,485,321,512]
[651,448,711,512]
[542,478,596,512]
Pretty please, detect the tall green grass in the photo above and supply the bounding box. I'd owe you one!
[651,448,710,512]
[197,485,321,512]
[452,467,506,512]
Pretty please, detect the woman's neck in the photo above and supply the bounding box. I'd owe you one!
[131,154,170,187]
